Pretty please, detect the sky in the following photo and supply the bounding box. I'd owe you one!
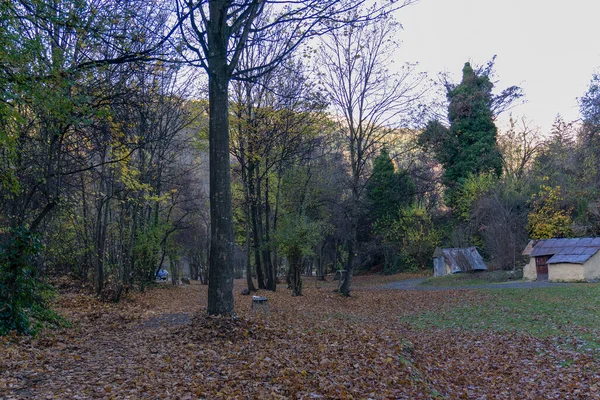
[393,0,600,133]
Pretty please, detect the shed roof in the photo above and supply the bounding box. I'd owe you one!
[522,240,535,256]
[527,238,600,265]
[434,247,487,273]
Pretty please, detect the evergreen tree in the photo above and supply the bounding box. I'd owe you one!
[419,62,505,205]
[366,149,415,221]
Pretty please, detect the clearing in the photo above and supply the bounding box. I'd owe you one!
[1,275,599,399]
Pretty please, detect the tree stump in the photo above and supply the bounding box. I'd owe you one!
[335,270,347,291]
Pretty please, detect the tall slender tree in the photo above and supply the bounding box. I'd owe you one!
[318,11,426,296]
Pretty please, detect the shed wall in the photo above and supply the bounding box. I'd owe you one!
[433,257,446,277]
[523,258,537,280]
[548,263,584,282]
[583,251,600,281]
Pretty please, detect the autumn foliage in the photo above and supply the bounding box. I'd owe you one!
[527,183,573,239]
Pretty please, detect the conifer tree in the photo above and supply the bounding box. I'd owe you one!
[366,149,415,221]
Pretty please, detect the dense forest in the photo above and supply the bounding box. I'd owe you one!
[3,0,600,334]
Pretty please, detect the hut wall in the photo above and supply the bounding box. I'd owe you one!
[583,251,600,281]
[523,258,537,281]
[433,257,446,277]
[548,263,584,282]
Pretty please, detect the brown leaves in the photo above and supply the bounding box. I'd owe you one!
[1,278,598,399]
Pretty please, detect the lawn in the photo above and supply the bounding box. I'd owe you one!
[1,275,599,399]
[419,269,524,287]
[404,285,600,348]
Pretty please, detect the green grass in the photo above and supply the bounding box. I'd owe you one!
[419,269,523,287]
[401,285,600,350]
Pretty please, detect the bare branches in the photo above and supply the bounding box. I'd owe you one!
[177,0,417,81]
[318,12,428,190]
[498,116,543,180]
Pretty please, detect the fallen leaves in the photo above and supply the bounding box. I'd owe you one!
[1,277,599,399]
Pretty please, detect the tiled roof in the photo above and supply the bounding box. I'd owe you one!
[528,238,600,265]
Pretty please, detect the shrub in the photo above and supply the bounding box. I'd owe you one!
[0,227,63,336]
[376,204,441,273]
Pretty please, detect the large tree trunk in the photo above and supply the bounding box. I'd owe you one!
[206,64,235,315]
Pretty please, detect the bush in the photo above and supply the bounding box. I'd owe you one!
[376,204,441,273]
[0,227,63,336]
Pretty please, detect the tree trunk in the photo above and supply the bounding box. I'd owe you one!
[272,168,283,284]
[96,197,110,296]
[340,177,360,296]
[339,236,355,297]
[240,137,256,292]
[290,255,303,296]
[316,242,326,280]
[245,207,256,292]
[264,174,275,291]
[206,64,235,315]
[251,163,266,289]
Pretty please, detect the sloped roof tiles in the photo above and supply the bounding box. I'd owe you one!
[527,238,600,265]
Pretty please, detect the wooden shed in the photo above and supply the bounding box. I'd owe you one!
[433,247,487,277]
[523,238,600,282]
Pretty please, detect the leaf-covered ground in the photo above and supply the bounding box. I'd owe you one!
[2,275,599,399]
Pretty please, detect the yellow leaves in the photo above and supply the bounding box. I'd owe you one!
[528,182,573,239]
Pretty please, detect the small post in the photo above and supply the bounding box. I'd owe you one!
[251,296,269,312]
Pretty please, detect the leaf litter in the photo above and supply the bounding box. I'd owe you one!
[1,277,599,399]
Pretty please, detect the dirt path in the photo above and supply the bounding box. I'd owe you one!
[378,278,576,290]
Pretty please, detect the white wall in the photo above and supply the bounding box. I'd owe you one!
[584,251,600,281]
[523,258,537,281]
[548,263,584,282]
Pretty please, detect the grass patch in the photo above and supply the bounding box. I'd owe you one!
[419,269,523,287]
[401,284,600,350]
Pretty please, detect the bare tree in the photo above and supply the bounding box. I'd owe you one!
[318,12,427,296]
[176,0,413,314]
[498,116,543,181]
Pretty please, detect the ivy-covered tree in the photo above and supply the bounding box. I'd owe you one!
[419,61,519,206]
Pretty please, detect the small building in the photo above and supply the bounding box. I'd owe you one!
[433,247,487,277]
[523,238,600,282]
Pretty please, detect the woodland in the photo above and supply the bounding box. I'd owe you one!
[2,0,600,397]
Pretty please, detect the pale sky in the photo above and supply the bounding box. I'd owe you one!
[394,0,600,133]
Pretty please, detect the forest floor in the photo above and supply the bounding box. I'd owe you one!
[2,274,600,399]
